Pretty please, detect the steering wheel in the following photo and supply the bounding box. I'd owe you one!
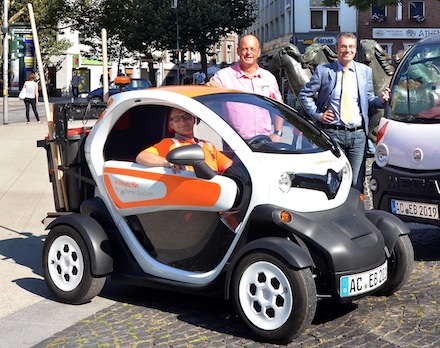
[246,134,272,146]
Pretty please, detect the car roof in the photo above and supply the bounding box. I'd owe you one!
[155,85,243,97]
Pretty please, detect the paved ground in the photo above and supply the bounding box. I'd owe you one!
[1,96,440,347]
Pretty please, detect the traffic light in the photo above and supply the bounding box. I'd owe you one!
[9,34,24,59]
[173,50,180,63]
[16,35,24,58]
[168,51,174,63]
[168,50,180,63]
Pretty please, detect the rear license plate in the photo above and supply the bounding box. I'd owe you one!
[391,199,439,220]
[340,261,387,298]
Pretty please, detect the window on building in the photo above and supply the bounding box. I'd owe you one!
[409,1,424,19]
[327,11,338,27]
[311,11,323,29]
[380,43,393,61]
[311,9,339,30]
[270,21,274,40]
[371,5,386,17]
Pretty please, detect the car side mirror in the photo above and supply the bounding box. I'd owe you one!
[166,144,216,179]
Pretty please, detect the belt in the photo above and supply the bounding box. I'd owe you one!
[321,124,363,132]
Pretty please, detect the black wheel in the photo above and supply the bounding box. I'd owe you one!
[42,225,106,304]
[375,235,414,296]
[231,252,317,344]
[90,96,102,103]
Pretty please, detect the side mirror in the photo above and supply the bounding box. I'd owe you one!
[166,144,216,179]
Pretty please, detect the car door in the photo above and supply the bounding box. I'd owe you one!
[101,104,239,270]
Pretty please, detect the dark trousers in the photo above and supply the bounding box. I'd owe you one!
[24,98,40,122]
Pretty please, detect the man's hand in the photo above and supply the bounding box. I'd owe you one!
[168,162,186,174]
[269,133,281,142]
[381,87,391,103]
[319,109,335,123]
[205,80,221,88]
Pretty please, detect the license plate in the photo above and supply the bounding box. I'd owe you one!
[340,262,387,298]
[391,199,439,220]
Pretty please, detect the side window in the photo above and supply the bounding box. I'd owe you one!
[392,46,440,119]
[104,105,170,161]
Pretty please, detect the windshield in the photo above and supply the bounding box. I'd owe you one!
[195,93,336,154]
[390,42,440,122]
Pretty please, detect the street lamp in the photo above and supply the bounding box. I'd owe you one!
[171,0,180,85]
[2,0,9,124]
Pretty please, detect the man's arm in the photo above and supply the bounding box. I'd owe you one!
[136,150,185,173]
[270,115,285,142]
[298,69,325,121]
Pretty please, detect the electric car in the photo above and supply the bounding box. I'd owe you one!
[370,33,440,226]
[38,86,413,343]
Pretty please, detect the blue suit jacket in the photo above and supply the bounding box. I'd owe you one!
[298,61,384,133]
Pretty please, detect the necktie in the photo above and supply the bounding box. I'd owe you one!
[340,67,353,125]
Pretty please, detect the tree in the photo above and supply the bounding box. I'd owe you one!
[68,0,258,79]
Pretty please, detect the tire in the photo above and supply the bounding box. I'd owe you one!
[375,235,414,296]
[42,225,106,304]
[231,252,317,344]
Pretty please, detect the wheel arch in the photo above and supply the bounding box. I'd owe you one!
[47,214,113,276]
[224,237,314,299]
[365,210,411,253]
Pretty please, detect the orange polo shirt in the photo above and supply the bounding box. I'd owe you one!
[144,138,231,173]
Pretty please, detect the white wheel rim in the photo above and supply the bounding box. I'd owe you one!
[238,261,293,330]
[47,235,85,292]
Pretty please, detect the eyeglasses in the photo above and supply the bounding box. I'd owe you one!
[339,45,356,51]
[240,47,258,54]
[171,113,193,122]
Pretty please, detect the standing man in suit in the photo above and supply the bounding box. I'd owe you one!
[299,32,390,192]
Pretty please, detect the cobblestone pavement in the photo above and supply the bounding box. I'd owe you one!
[34,159,440,348]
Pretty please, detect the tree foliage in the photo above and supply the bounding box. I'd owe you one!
[69,0,258,73]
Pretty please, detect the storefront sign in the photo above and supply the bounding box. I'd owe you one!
[315,37,336,45]
[373,28,440,39]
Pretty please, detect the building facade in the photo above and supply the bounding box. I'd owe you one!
[358,1,440,58]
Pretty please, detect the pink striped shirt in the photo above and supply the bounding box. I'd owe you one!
[210,63,282,139]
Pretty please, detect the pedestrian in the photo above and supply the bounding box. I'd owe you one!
[206,34,284,141]
[197,70,206,85]
[298,32,390,192]
[22,73,41,124]
[100,73,110,87]
[71,70,80,98]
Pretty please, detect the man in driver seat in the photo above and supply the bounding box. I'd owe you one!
[136,108,232,174]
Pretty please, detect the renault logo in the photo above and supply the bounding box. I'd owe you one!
[413,148,423,163]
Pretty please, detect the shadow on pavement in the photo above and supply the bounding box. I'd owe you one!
[408,224,440,261]
[0,226,45,277]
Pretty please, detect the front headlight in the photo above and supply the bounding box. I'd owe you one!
[279,172,292,193]
[369,178,378,193]
[375,144,389,168]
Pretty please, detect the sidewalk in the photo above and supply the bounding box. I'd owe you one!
[0,97,115,347]
[0,96,74,124]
